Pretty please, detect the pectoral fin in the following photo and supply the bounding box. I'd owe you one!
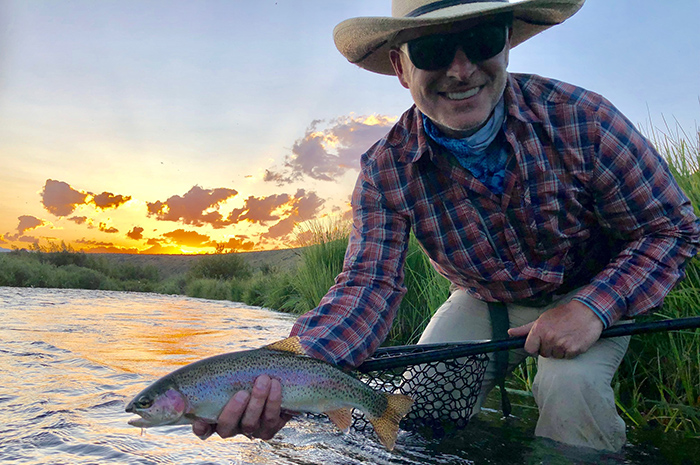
[264,336,306,355]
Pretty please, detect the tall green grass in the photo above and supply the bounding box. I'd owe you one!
[611,123,700,435]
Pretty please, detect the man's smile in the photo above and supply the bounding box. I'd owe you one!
[443,86,481,101]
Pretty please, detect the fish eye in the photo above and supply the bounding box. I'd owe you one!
[135,396,153,409]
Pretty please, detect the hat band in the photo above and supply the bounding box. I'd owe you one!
[406,0,509,18]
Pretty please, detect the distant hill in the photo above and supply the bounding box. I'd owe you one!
[0,247,11,253]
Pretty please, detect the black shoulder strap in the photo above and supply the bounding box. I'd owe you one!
[488,301,512,417]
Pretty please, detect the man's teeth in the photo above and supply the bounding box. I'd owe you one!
[445,87,480,100]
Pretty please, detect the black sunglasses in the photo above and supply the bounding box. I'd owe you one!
[405,22,508,71]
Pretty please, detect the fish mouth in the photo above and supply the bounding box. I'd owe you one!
[128,417,152,428]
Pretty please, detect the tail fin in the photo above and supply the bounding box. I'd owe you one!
[368,393,414,450]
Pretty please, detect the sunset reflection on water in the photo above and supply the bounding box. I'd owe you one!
[5,287,295,377]
[0,287,302,464]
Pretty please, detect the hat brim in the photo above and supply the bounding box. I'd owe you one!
[334,0,585,75]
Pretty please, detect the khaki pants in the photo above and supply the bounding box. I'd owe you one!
[417,289,630,452]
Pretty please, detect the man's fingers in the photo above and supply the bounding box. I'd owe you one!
[192,421,214,440]
[508,322,534,337]
[257,379,285,440]
[262,379,282,424]
[216,390,250,438]
[240,375,271,435]
[524,331,542,355]
[190,375,290,442]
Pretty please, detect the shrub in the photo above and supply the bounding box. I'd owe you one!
[185,278,231,300]
[188,254,252,280]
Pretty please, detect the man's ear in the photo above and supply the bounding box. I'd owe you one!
[389,48,410,89]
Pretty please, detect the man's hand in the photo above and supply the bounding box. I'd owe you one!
[192,374,294,441]
[508,300,604,359]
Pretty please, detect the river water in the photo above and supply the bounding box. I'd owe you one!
[0,287,695,464]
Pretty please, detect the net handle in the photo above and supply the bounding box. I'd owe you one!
[357,316,700,373]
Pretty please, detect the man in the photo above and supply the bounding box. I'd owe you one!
[194,0,699,451]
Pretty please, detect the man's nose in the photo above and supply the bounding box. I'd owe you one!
[445,48,477,79]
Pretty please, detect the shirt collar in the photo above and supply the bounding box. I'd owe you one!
[395,73,541,164]
[504,73,542,124]
[391,105,435,164]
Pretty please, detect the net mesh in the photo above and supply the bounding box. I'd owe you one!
[352,346,490,438]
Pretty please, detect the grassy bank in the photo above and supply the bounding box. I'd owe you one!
[2,126,698,437]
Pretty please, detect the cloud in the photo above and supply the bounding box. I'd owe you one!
[41,179,88,216]
[147,185,238,229]
[265,115,396,185]
[292,189,325,221]
[219,236,255,252]
[127,226,144,240]
[162,229,212,248]
[230,193,291,225]
[68,216,88,225]
[75,239,117,247]
[225,190,325,240]
[262,189,325,239]
[17,215,46,235]
[3,216,49,241]
[92,192,132,210]
[140,243,183,254]
[98,223,119,234]
[41,180,132,217]
[263,216,297,239]
[74,239,140,254]
[17,236,39,244]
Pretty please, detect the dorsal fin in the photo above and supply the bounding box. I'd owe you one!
[264,336,306,355]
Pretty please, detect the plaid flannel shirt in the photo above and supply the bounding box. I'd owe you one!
[291,73,700,368]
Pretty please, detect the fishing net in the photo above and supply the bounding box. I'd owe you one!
[352,343,490,438]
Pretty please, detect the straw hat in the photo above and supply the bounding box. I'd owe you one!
[334,0,585,75]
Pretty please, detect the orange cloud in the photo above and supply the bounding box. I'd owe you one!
[263,189,325,239]
[98,222,119,234]
[68,216,88,225]
[74,239,140,254]
[265,114,395,184]
[17,215,46,235]
[147,186,238,228]
[162,229,212,248]
[140,243,184,254]
[219,236,255,252]
[92,192,132,210]
[229,193,291,225]
[127,226,144,240]
[41,179,88,216]
[41,179,132,217]
[75,239,118,247]
[3,215,48,242]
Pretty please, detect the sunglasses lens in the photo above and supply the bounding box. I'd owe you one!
[406,23,507,70]
[465,24,507,62]
[407,35,455,71]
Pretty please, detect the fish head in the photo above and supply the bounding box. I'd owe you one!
[125,385,188,428]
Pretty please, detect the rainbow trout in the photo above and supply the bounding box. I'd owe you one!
[125,337,413,450]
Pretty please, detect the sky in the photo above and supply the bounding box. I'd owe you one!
[0,0,698,254]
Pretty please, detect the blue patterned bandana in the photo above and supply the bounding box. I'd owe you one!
[422,97,508,194]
